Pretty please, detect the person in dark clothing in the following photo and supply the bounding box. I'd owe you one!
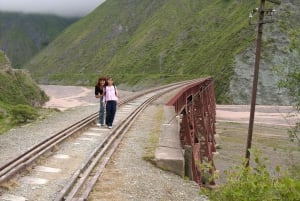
[95,76,106,127]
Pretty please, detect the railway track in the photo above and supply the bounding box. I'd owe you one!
[0,80,197,201]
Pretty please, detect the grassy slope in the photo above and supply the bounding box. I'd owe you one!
[0,12,77,68]
[26,0,168,82]
[25,0,266,102]
[0,51,48,134]
[0,50,6,66]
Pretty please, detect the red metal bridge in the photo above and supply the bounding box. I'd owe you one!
[167,78,216,186]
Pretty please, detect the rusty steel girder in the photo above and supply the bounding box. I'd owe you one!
[167,78,216,186]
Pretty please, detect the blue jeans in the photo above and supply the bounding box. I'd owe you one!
[105,100,117,127]
[99,97,105,125]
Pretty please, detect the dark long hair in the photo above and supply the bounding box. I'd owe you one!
[95,76,107,88]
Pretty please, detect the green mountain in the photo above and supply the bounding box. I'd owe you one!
[0,12,78,68]
[0,50,48,133]
[26,0,300,104]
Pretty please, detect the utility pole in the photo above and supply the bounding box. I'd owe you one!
[245,0,280,167]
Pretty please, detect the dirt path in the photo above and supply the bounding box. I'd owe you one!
[40,85,299,127]
[217,105,299,127]
[39,85,97,111]
[215,105,299,183]
[39,85,134,111]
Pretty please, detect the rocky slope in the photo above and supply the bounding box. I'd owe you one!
[230,0,300,105]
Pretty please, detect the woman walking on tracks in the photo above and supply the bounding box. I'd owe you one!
[103,77,119,129]
[95,76,106,127]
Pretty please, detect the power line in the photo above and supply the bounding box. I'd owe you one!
[245,0,281,167]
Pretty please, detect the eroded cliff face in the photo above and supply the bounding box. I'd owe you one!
[230,51,294,105]
[230,0,299,105]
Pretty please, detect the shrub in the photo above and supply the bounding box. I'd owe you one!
[201,149,300,201]
[10,104,39,123]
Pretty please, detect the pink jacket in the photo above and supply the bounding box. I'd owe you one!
[103,85,118,102]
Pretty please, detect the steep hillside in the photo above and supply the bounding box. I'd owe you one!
[0,12,78,68]
[0,50,48,133]
[25,0,300,104]
[230,0,300,105]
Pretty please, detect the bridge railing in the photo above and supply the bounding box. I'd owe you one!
[166,78,217,186]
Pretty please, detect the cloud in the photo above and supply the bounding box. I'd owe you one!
[0,0,106,17]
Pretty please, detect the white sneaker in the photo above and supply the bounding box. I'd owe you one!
[108,126,112,129]
[96,123,101,126]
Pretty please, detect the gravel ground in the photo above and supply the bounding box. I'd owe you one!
[0,105,99,166]
[0,85,207,201]
[88,94,208,201]
[0,85,133,166]
[1,85,298,201]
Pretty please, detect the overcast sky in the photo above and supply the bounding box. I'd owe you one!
[0,0,106,17]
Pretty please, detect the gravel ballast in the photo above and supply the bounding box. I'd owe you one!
[1,84,296,201]
[88,103,207,201]
[0,85,207,201]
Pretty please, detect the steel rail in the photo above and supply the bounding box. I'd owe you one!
[0,114,97,183]
[0,80,197,185]
[55,85,178,201]
[80,94,162,201]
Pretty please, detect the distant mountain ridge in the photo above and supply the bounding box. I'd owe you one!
[0,12,78,68]
[25,0,300,104]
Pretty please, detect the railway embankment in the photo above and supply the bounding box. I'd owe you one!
[1,85,299,201]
